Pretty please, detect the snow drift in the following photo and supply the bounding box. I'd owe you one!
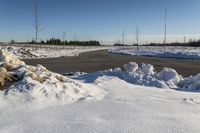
[178,74,200,91]
[108,48,200,60]
[2,46,108,59]
[73,61,200,91]
[123,62,200,90]
[1,47,200,133]
[0,50,106,107]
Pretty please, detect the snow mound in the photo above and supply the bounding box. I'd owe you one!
[0,50,106,106]
[5,46,38,59]
[157,68,183,88]
[122,62,199,90]
[123,62,138,73]
[108,48,200,60]
[141,63,155,75]
[122,62,170,88]
[72,61,200,91]
[2,46,108,59]
[178,74,200,91]
[0,49,25,70]
[77,61,198,90]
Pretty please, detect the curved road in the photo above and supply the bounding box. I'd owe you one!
[23,50,200,77]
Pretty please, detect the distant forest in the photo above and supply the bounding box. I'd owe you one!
[113,40,200,47]
[8,38,101,46]
[143,40,200,47]
[3,39,200,47]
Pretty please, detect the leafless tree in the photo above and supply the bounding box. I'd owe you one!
[136,27,139,51]
[33,1,44,43]
[122,29,125,44]
[62,30,66,43]
[74,32,77,41]
[184,36,186,43]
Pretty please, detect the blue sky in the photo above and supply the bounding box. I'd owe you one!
[0,0,200,44]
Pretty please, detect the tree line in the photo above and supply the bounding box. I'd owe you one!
[143,40,200,47]
[28,38,101,46]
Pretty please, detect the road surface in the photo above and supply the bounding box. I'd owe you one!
[23,50,200,77]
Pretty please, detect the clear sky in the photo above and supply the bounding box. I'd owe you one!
[0,0,200,44]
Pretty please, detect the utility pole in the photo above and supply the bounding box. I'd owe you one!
[74,33,77,41]
[62,30,66,43]
[122,30,125,44]
[33,1,43,44]
[136,27,139,51]
[184,36,186,43]
[163,8,167,81]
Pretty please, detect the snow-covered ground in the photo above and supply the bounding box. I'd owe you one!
[1,75,200,133]
[109,46,200,59]
[1,49,200,133]
[0,45,109,59]
[3,45,200,60]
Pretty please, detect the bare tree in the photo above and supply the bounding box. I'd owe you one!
[33,1,43,43]
[184,36,186,43]
[122,29,125,44]
[136,27,139,51]
[62,30,66,43]
[74,32,77,41]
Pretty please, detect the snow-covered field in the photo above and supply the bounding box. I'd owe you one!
[109,46,200,59]
[2,45,200,60]
[0,45,110,59]
[0,49,200,133]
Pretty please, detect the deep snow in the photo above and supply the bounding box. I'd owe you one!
[1,76,200,133]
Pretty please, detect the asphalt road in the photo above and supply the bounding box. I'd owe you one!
[23,50,200,77]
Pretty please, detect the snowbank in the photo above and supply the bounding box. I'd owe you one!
[0,49,25,70]
[1,49,200,133]
[73,61,200,91]
[0,50,106,107]
[178,74,200,91]
[123,62,138,73]
[1,74,200,133]
[123,62,182,89]
[123,62,200,90]
[157,68,182,88]
[109,47,200,60]
[2,46,108,59]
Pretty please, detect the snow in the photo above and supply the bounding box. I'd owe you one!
[1,76,200,133]
[109,46,200,59]
[0,49,200,133]
[101,62,182,89]
[1,46,109,59]
[178,74,200,91]
[142,63,155,75]
[0,49,25,70]
[72,61,200,91]
[157,68,182,88]
[123,61,138,73]
[0,50,106,107]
